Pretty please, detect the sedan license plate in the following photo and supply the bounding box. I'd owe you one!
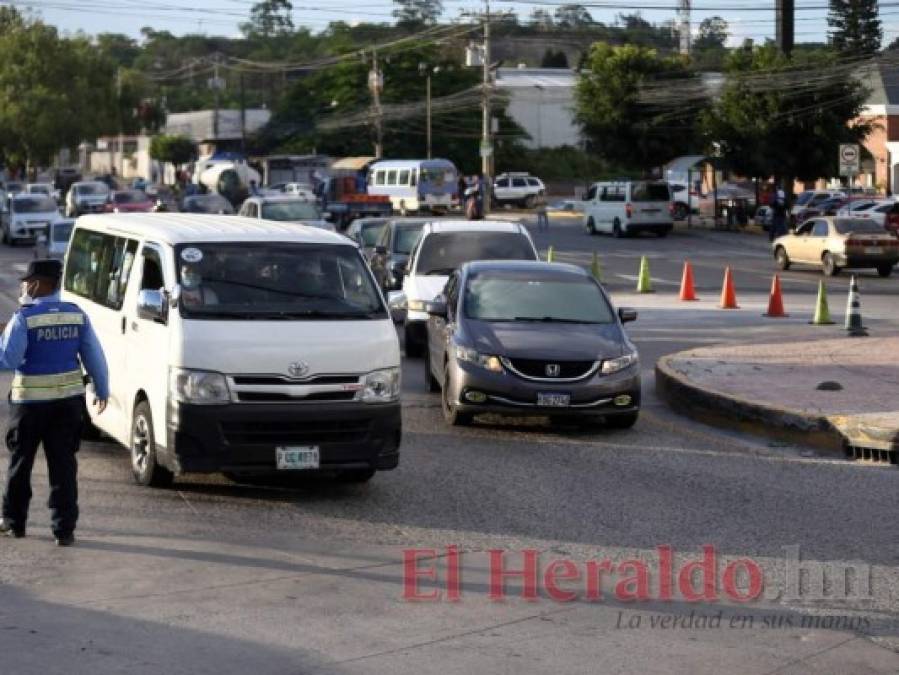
[864,247,883,255]
[537,392,570,407]
[276,446,320,470]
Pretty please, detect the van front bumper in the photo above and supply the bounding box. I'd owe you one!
[164,400,401,475]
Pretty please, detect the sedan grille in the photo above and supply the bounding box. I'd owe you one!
[503,358,598,381]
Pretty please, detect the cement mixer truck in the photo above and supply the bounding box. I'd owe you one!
[193,153,261,208]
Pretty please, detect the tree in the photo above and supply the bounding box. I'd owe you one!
[529,9,554,30]
[575,42,699,171]
[701,44,870,189]
[828,0,881,55]
[241,0,294,39]
[553,4,592,29]
[694,16,728,50]
[392,0,443,27]
[540,49,569,68]
[149,134,197,167]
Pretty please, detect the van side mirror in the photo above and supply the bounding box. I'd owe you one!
[137,289,167,323]
[618,307,637,323]
[425,300,447,318]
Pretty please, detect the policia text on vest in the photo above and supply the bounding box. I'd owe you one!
[0,259,109,547]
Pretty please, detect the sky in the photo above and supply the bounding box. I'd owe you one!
[14,0,899,48]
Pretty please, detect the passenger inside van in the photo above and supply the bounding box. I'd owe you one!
[180,263,219,307]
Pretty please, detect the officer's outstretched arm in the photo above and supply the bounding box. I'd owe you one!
[78,314,109,411]
[0,313,28,371]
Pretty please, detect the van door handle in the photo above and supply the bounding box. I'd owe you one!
[121,317,126,334]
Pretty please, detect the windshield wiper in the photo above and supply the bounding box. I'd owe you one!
[513,316,601,324]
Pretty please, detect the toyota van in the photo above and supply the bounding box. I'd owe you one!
[62,213,401,486]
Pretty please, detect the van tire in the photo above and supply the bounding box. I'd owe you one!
[586,218,597,235]
[130,401,174,488]
[613,219,624,238]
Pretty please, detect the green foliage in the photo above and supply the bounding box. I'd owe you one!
[149,134,197,165]
[392,0,443,28]
[828,0,881,55]
[241,0,294,39]
[695,17,728,50]
[497,146,608,182]
[575,42,699,171]
[540,49,569,68]
[701,44,871,182]
[554,4,593,28]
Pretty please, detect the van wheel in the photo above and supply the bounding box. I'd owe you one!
[673,203,688,220]
[775,246,791,270]
[586,218,597,235]
[822,252,840,277]
[613,219,624,238]
[423,347,440,392]
[130,401,174,488]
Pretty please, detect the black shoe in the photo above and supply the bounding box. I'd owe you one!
[54,533,75,547]
[0,519,25,538]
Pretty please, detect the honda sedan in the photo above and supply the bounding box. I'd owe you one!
[423,261,640,428]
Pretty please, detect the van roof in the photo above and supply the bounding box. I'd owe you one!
[422,219,524,234]
[75,213,351,246]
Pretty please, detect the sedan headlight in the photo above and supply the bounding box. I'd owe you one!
[601,352,639,375]
[455,346,503,373]
[169,368,230,405]
[361,368,401,403]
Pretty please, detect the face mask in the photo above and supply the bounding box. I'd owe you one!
[182,271,200,289]
[18,281,37,306]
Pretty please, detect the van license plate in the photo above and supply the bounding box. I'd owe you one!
[537,393,570,407]
[864,247,883,255]
[276,446,320,470]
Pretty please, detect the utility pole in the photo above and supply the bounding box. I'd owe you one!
[369,49,384,158]
[677,0,691,55]
[212,55,221,143]
[426,73,432,159]
[420,62,439,159]
[481,0,492,216]
[776,0,794,56]
[240,72,247,156]
[116,67,125,181]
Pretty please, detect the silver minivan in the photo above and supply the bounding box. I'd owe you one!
[582,180,673,237]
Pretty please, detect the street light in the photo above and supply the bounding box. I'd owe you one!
[419,63,441,159]
[533,84,544,149]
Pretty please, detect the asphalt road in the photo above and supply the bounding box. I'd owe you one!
[0,221,898,674]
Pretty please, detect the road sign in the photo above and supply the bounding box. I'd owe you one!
[839,144,860,176]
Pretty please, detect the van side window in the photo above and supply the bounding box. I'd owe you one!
[63,229,137,309]
[398,170,410,186]
[140,247,165,291]
[387,170,397,186]
[375,171,385,186]
[584,185,598,201]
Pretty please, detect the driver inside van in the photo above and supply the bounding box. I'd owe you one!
[180,263,219,307]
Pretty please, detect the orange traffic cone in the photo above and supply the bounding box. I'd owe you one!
[679,261,698,301]
[763,274,788,317]
[719,267,739,309]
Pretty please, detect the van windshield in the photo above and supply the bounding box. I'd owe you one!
[416,231,536,275]
[631,182,670,202]
[175,243,387,320]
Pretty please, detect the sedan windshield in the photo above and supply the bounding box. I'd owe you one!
[465,272,615,323]
[835,219,888,235]
[176,243,386,320]
[392,224,425,254]
[361,222,386,246]
[261,200,320,221]
[76,183,108,196]
[13,196,57,213]
[416,232,536,275]
[52,221,74,243]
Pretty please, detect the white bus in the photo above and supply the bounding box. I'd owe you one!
[367,159,459,215]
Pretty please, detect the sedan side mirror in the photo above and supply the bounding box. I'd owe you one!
[137,289,167,323]
[425,300,447,318]
[618,307,637,323]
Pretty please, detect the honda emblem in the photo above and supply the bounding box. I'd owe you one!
[545,364,561,377]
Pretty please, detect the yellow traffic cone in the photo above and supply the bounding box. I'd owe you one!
[636,256,653,293]
[590,252,602,283]
[810,279,835,325]
[546,245,555,262]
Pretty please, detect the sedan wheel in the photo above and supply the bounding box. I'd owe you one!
[877,263,894,278]
[822,252,840,277]
[775,246,791,271]
[441,363,472,426]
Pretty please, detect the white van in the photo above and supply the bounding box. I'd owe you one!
[582,180,674,237]
[367,159,458,215]
[62,214,401,486]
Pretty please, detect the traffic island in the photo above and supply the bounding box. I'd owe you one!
[655,338,899,463]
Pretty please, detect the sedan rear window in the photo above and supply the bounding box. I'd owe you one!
[13,196,57,213]
[393,225,424,254]
[416,232,536,276]
[834,219,887,235]
[464,272,615,324]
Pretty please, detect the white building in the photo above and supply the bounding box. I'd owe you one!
[494,68,581,150]
[165,109,271,156]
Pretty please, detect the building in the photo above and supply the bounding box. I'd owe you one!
[857,64,899,195]
[88,135,155,182]
[494,67,582,149]
[165,109,272,156]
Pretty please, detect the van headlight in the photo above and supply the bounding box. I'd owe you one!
[169,368,231,405]
[361,367,400,403]
[455,346,503,373]
[601,352,639,375]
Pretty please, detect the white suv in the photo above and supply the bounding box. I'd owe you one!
[493,173,545,209]
[582,180,673,237]
[391,220,539,356]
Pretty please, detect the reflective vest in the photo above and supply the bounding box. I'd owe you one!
[11,302,86,403]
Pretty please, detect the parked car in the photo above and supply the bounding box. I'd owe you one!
[854,199,899,233]
[27,182,61,202]
[66,181,110,216]
[62,213,401,486]
[3,181,25,198]
[582,180,673,237]
[239,195,335,231]
[181,193,236,215]
[3,194,61,245]
[423,261,640,428]
[368,218,430,293]
[105,190,155,213]
[773,217,899,277]
[34,218,75,260]
[282,182,316,200]
[836,200,879,216]
[492,173,545,209]
[791,190,844,219]
[346,217,388,254]
[795,197,849,224]
[393,220,539,357]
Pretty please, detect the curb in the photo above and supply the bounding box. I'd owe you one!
[654,355,848,458]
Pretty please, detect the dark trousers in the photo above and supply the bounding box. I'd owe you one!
[3,396,84,535]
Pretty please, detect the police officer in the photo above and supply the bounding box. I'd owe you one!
[0,259,108,546]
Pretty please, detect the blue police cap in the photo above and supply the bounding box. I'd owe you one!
[21,259,62,281]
